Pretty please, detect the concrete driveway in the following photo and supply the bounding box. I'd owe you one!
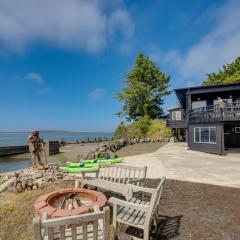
[123,142,240,188]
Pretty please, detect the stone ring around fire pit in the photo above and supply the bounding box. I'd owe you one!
[34,188,107,218]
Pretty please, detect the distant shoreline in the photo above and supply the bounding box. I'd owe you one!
[0,131,113,148]
[0,130,113,134]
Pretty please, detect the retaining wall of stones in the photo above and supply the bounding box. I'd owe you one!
[85,137,170,159]
[0,164,75,193]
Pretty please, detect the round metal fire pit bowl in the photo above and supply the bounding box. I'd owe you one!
[34,188,107,218]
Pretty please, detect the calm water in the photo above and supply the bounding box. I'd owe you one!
[0,131,113,147]
[0,131,113,173]
[0,156,32,173]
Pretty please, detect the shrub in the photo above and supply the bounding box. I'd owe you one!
[114,118,172,140]
[147,119,172,138]
[114,122,128,139]
[127,124,141,139]
[132,115,151,137]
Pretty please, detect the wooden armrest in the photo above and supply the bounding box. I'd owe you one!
[109,197,148,212]
[126,184,157,194]
[127,177,166,195]
[128,178,145,184]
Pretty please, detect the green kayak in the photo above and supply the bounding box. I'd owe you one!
[67,157,123,167]
[60,164,99,173]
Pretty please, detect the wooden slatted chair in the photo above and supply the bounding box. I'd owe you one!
[33,206,110,240]
[109,177,166,240]
[75,165,147,200]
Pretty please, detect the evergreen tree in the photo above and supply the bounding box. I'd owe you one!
[117,53,171,120]
[203,57,240,85]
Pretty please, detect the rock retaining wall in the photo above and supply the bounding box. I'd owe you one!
[0,164,75,193]
[85,137,169,159]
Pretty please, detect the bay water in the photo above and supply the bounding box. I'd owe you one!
[0,131,113,173]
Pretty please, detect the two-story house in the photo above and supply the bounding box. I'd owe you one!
[167,83,240,155]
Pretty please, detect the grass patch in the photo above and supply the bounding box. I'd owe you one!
[55,153,70,164]
[0,181,73,240]
[2,204,15,213]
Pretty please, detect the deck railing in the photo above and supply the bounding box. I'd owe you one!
[189,102,240,123]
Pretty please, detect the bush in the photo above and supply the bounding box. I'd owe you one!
[132,115,151,137]
[127,123,142,139]
[146,119,172,138]
[114,122,128,139]
[114,118,172,140]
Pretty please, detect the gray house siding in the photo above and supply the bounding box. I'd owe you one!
[167,83,240,154]
[167,108,186,128]
[167,120,186,128]
[188,122,225,155]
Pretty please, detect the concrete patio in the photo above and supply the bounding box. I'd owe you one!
[123,142,240,188]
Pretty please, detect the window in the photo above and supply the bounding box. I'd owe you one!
[172,111,181,120]
[235,127,240,133]
[201,128,209,142]
[210,128,217,142]
[194,127,217,144]
[192,100,207,110]
[194,128,200,142]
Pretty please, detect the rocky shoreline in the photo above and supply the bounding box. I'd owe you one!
[0,164,75,193]
[0,137,169,193]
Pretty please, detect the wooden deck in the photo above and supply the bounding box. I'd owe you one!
[189,102,240,123]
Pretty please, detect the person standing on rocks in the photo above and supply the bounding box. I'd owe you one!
[28,130,44,170]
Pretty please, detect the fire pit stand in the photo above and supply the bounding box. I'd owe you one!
[34,188,107,218]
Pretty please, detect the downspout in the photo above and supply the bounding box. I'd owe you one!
[186,85,191,148]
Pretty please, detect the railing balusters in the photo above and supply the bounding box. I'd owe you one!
[190,101,240,123]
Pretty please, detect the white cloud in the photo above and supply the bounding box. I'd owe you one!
[25,72,44,84]
[38,86,53,95]
[0,0,134,54]
[88,88,105,100]
[150,0,240,84]
[181,1,240,80]
[149,46,182,69]
[25,72,52,94]
[108,9,134,41]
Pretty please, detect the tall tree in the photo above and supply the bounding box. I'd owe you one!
[117,53,171,120]
[203,57,240,85]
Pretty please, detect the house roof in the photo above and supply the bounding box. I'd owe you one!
[174,82,240,107]
[167,107,183,111]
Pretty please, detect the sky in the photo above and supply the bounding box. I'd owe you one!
[0,0,240,132]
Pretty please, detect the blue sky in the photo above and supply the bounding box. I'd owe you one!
[0,0,240,132]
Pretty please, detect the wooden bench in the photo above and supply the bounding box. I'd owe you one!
[75,165,147,200]
[109,177,166,240]
[33,206,110,240]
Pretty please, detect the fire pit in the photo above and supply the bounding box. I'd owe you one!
[34,188,107,218]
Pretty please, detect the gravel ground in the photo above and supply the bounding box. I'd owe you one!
[0,179,239,240]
